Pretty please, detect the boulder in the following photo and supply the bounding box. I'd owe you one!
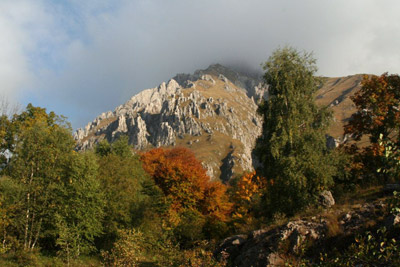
[215,220,326,267]
[319,190,335,208]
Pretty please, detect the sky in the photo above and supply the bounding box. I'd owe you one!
[1,0,400,129]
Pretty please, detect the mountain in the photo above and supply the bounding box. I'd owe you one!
[74,65,267,181]
[315,74,365,146]
[74,64,364,181]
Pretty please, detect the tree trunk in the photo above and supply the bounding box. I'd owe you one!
[24,169,34,250]
[23,191,30,250]
[31,218,42,250]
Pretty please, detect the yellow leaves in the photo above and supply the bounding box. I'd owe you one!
[232,171,267,219]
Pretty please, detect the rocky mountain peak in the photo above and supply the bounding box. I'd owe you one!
[74,67,265,181]
[173,64,268,103]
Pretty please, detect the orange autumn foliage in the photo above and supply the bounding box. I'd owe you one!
[140,147,232,221]
[233,171,265,203]
[345,73,400,144]
[344,73,400,182]
[232,171,266,218]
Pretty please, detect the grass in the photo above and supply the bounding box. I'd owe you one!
[0,253,102,267]
[315,74,363,139]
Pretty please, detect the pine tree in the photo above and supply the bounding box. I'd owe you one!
[255,47,335,216]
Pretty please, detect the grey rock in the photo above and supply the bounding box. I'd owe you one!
[186,80,196,88]
[326,135,339,149]
[217,219,326,267]
[200,74,216,84]
[218,74,229,83]
[319,190,335,208]
[215,199,388,266]
[214,235,247,262]
[74,69,262,181]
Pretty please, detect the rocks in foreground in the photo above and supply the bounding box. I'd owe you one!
[215,200,387,266]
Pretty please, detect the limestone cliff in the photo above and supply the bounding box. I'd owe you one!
[74,69,265,181]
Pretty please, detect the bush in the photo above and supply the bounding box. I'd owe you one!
[102,229,146,267]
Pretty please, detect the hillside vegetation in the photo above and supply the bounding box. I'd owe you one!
[1,47,400,266]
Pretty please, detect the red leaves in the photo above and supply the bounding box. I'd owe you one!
[346,73,400,141]
[345,73,400,182]
[140,147,232,220]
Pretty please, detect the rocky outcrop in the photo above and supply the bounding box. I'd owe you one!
[173,63,268,103]
[319,190,335,208]
[215,219,327,266]
[215,199,388,266]
[74,70,262,181]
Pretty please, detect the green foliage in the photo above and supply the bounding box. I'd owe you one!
[102,228,224,267]
[388,191,400,216]
[53,152,104,262]
[311,227,400,266]
[0,176,25,253]
[377,134,400,182]
[330,147,355,197]
[101,229,146,267]
[102,228,184,267]
[0,104,104,258]
[95,140,112,157]
[3,104,76,251]
[255,47,335,216]
[140,178,171,215]
[94,137,149,249]
[95,135,132,158]
[173,209,206,248]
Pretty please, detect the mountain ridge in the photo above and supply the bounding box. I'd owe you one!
[74,67,266,181]
[74,64,364,181]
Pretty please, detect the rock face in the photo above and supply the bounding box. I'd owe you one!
[74,67,264,181]
[173,64,268,104]
[215,219,327,266]
[319,190,335,208]
[215,199,387,266]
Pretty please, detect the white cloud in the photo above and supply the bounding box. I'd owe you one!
[1,0,400,128]
[0,0,38,101]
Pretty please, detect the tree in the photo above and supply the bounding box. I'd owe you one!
[4,104,74,251]
[345,73,400,144]
[94,137,148,249]
[230,171,265,221]
[255,47,335,216]
[140,147,232,246]
[344,73,400,182]
[0,176,24,253]
[140,147,232,220]
[53,152,104,263]
[0,104,104,255]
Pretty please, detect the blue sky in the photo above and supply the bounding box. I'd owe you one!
[1,0,400,130]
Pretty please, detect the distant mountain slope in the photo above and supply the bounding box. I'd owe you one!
[316,74,364,145]
[74,65,364,181]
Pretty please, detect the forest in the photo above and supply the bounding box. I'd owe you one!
[1,47,400,266]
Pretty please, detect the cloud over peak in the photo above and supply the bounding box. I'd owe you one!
[1,0,400,128]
